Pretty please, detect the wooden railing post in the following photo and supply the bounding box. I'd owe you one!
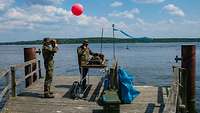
[179,68,187,113]
[109,62,118,90]
[11,66,16,97]
[109,68,115,89]
[5,70,9,89]
[38,60,42,79]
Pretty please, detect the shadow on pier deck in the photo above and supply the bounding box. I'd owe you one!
[2,76,168,113]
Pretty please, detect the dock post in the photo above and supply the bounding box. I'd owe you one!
[109,68,115,89]
[24,47,37,87]
[38,60,42,79]
[11,66,16,97]
[181,45,196,113]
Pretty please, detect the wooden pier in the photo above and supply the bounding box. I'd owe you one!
[2,76,169,113]
[0,45,197,113]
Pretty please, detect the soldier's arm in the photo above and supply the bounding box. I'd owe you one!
[77,47,84,56]
[89,48,96,56]
[43,46,58,53]
[51,47,58,53]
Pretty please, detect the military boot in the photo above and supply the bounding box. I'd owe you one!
[44,93,54,98]
[44,94,54,98]
[44,85,54,98]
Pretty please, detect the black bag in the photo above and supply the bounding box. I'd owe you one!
[70,81,80,99]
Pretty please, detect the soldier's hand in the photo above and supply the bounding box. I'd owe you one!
[83,45,87,49]
[51,40,58,47]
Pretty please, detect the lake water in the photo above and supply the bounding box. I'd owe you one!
[0,43,200,111]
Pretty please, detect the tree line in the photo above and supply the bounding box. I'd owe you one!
[0,37,200,45]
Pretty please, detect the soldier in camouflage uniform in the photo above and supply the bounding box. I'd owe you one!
[77,40,96,90]
[42,38,58,98]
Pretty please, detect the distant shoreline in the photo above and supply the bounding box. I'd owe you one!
[0,37,200,45]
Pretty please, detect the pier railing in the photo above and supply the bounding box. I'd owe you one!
[10,59,41,97]
[0,58,41,99]
[0,69,10,101]
[163,66,187,113]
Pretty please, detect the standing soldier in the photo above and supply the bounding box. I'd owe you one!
[77,40,95,90]
[42,38,58,98]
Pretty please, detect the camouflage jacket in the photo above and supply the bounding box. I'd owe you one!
[42,44,58,61]
[77,45,94,66]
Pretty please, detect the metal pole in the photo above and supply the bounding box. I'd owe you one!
[11,66,16,97]
[112,24,116,60]
[181,45,196,113]
[100,28,103,54]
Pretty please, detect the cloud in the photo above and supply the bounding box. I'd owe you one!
[0,1,198,41]
[133,0,165,4]
[0,5,117,40]
[110,1,123,7]
[131,18,200,38]
[108,8,140,19]
[163,4,185,17]
[3,5,68,24]
[1,5,112,28]
[136,18,145,25]
[76,15,111,27]
[25,0,64,5]
[0,0,14,11]
[0,6,67,31]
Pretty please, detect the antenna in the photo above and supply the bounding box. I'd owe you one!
[112,24,116,60]
[100,28,103,54]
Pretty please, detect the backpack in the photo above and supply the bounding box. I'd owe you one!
[70,81,81,99]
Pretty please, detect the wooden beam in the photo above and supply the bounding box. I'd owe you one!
[11,66,16,97]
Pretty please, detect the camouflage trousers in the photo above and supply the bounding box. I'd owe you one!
[79,67,89,89]
[44,60,54,95]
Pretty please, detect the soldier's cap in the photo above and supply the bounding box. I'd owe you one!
[43,37,51,43]
[83,40,89,44]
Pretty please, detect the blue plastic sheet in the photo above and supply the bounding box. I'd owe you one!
[118,68,140,104]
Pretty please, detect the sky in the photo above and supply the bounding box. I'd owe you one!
[0,0,200,42]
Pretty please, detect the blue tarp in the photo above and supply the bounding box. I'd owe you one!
[118,68,140,104]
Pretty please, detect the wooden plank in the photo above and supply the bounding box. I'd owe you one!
[163,67,180,113]
[24,70,37,80]
[2,76,166,113]
[81,64,107,68]
[0,85,9,100]
[15,70,38,86]
[102,90,120,103]
[0,69,10,103]
[0,69,9,80]
[10,59,37,69]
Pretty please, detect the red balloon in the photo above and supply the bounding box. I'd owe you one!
[71,3,84,16]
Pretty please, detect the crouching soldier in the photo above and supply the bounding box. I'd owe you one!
[42,38,58,98]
